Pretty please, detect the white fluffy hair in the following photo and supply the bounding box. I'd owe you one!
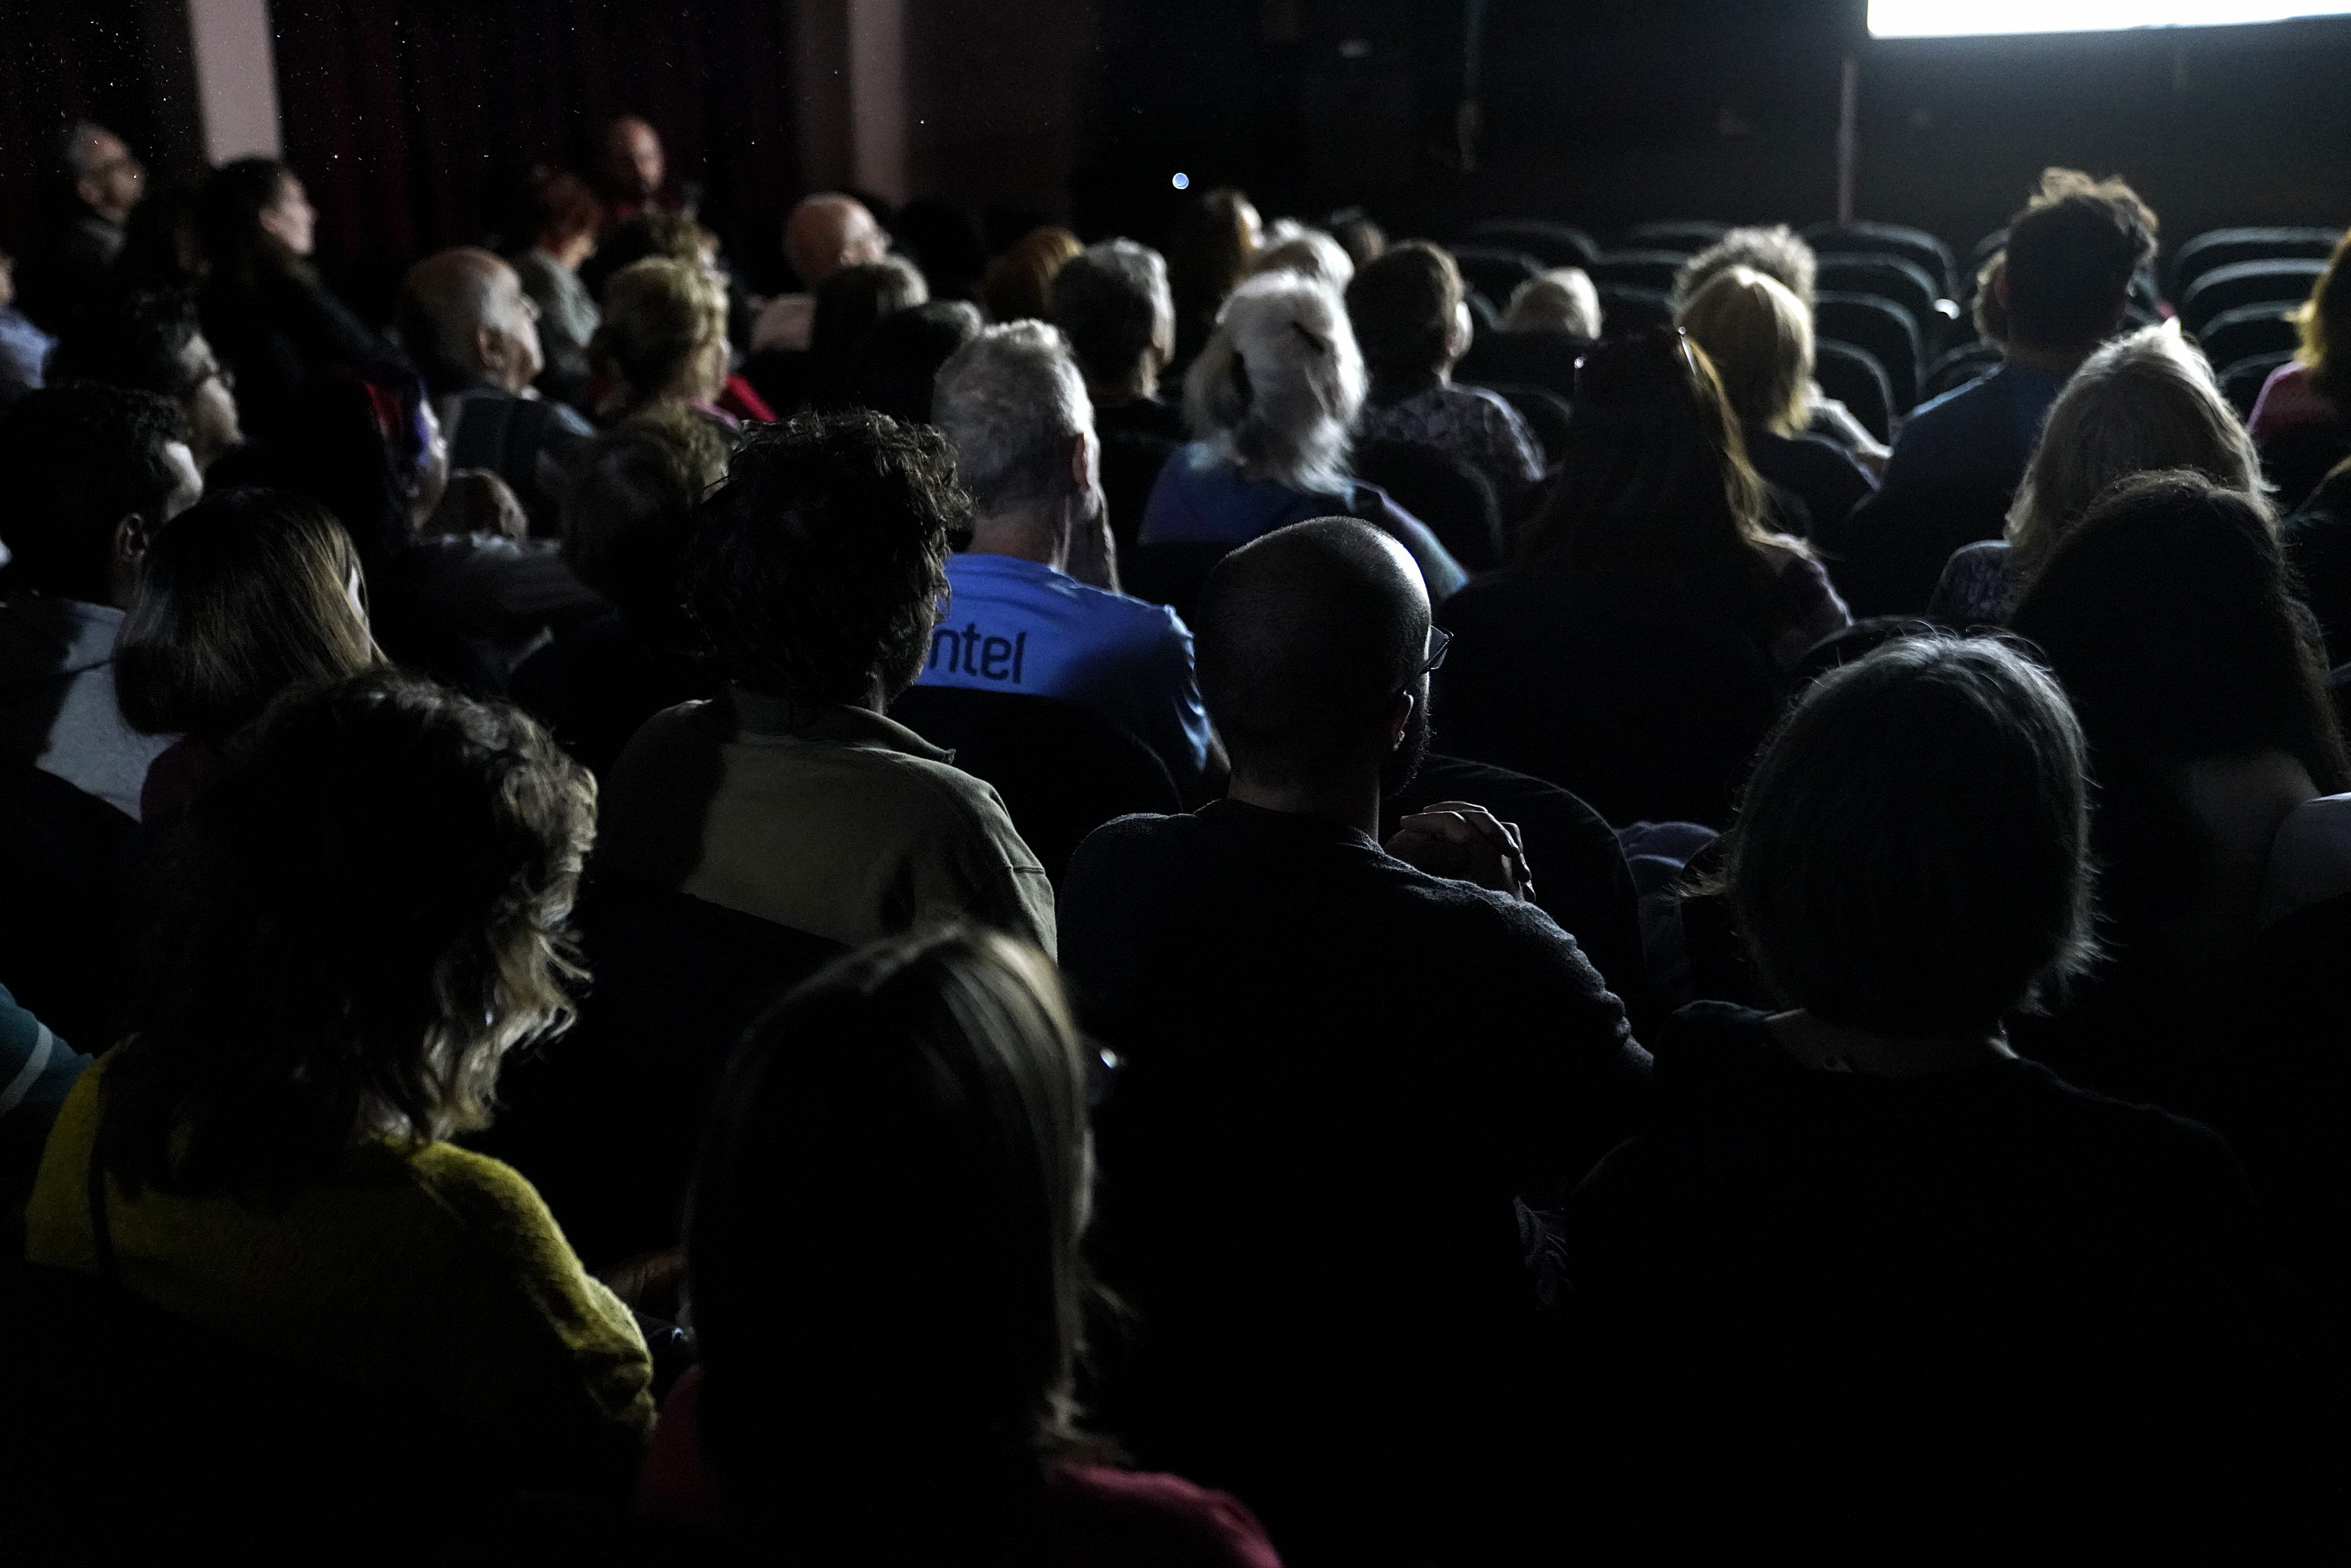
[1505,267,1603,340]
[1183,272,1366,498]
[1246,229,1356,292]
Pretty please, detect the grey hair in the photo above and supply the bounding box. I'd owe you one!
[1246,230,1356,292]
[933,320,1094,513]
[1504,268,1603,339]
[2006,326,2268,586]
[1051,238,1173,390]
[1183,273,1365,497]
[1672,225,1819,311]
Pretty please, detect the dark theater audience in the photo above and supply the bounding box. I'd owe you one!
[639,925,1281,1564]
[4,20,2347,1554]
[1060,516,1647,1563]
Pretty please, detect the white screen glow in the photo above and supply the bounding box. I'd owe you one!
[1870,1,2351,38]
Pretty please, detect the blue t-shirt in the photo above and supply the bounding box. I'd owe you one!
[1878,363,2069,500]
[916,552,1213,789]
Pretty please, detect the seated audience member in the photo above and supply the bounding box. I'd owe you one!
[639,927,1281,1565]
[1929,328,2262,625]
[511,407,730,776]
[1563,635,2294,1530]
[0,383,201,817]
[981,224,1082,324]
[750,193,890,354]
[0,248,53,409]
[2009,473,2348,1113]
[1168,186,1262,375]
[1347,240,1546,518]
[1677,266,1875,535]
[114,488,379,820]
[806,254,928,409]
[597,411,1054,953]
[193,158,399,446]
[918,322,1212,790]
[1060,517,1649,1563]
[1829,171,2157,614]
[1244,227,1353,292]
[1436,330,1847,827]
[398,248,595,534]
[509,167,606,411]
[45,287,244,472]
[1139,274,1465,599]
[590,256,734,429]
[1052,238,1187,443]
[848,299,984,425]
[2284,454,2351,662]
[24,122,144,331]
[2247,228,2351,511]
[1326,207,1386,271]
[596,114,690,229]
[24,671,654,1492]
[1502,266,1603,339]
[583,212,774,427]
[1,981,86,1214]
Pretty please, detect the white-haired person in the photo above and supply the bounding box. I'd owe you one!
[918,321,1215,791]
[1502,267,1603,341]
[1244,225,1355,292]
[1926,326,2266,625]
[1137,273,1466,599]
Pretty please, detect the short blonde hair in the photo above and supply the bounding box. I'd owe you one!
[1676,265,1812,437]
[2006,326,2266,586]
[2294,228,2351,403]
[1502,268,1601,339]
[592,256,728,406]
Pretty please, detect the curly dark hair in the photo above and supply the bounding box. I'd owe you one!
[0,380,190,601]
[687,410,969,707]
[100,670,595,1198]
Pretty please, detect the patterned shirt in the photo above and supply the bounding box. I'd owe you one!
[1357,382,1546,512]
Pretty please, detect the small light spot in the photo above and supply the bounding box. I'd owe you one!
[1172,172,1190,190]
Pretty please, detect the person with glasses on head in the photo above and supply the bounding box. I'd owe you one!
[1433,326,1848,828]
[46,287,245,473]
[1059,515,1649,1564]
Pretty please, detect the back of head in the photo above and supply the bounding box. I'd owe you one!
[2295,229,2351,404]
[116,487,377,740]
[1675,265,1813,437]
[595,210,705,280]
[46,287,203,399]
[981,226,1082,325]
[107,669,592,1195]
[933,321,1092,515]
[561,405,729,627]
[1525,328,1771,581]
[1182,273,1364,495]
[527,165,603,249]
[853,300,984,425]
[1673,225,1818,311]
[810,255,929,390]
[1168,186,1260,315]
[2007,327,2259,581]
[0,380,190,601]
[592,256,726,405]
[687,926,1093,1541]
[2001,168,2157,353]
[1327,209,1388,271]
[1050,239,1173,394]
[1729,635,2097,1035]
[195,157,299,293]
[1246,229,1354,292]
[687,410,968,705]
[1194,516,1429,786]
[1502,267,1601,339]
[2009,470,2347,791]
[1345,240,1464,385]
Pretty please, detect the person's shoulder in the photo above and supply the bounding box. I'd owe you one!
[1063,809,1194,885]
[1902,366,2005,429]
[1047,1464,1283,1568]
[401,1143,577,1262]
[2001,1059,2238,1171]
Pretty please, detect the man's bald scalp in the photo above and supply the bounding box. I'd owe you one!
[1196,516,1429,782]
[400,247,512,378]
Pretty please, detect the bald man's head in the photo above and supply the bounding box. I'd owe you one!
[604,115,665,201]
[785,194,889,291]
[397,248,543,393]
[1196,516,1432,787]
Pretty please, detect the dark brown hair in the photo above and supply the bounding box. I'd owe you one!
[1345,240,1464,384]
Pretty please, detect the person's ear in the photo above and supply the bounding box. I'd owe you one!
[1992,266,2011,309]
[1386,690,1415,751]
[1067,429,1093,495]
[1447,299,1473,361]
[475,324,506,377]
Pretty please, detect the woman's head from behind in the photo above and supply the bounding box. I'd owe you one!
[591,256,729,412]
[2294,228,2351,404]
[2009,470,2348,794]
[116,487,379,741]
[1522,326,1771,574]
[1729,636,2098,1037]
[2006,326,2262,584]
[981,225,1081,325]
[561,406,729,639]
[1675,265,1813,438]
[1168,186,1262,317]
[1183,272,1364,496]
[1502,267,1602,340]
[688,927,1096,1522]
[106,671,595,1194]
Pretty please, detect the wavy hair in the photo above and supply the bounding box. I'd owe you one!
[2293,228,2351,404]
[100,671,594,1198]
[1183,272,1364,497]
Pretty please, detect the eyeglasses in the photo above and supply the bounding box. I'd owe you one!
[1418,624,1452,679]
